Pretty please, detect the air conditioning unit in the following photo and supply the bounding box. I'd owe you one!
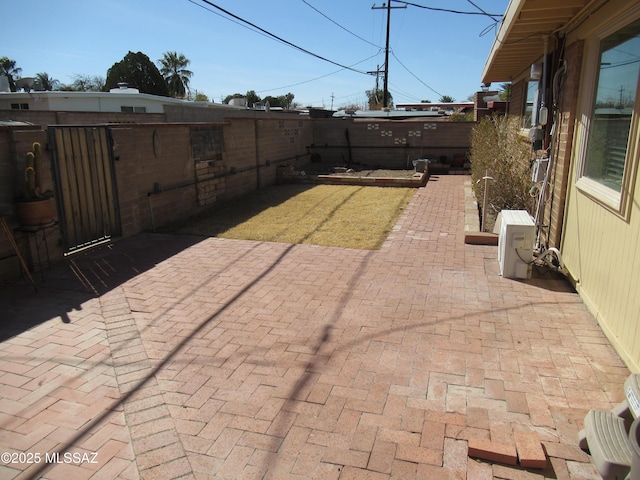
[498,210,535,279]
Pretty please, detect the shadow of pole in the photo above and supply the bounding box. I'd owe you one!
[264,248,375,461]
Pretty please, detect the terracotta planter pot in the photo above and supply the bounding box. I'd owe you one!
[16,197,55,227]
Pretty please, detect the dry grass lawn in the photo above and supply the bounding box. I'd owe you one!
[171,184,415,250]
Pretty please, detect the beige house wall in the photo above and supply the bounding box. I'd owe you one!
[560,0,640,371]
[486,0,640,371]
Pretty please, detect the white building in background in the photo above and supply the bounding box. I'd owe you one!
[0,90,204,114]
[0,80,239,114]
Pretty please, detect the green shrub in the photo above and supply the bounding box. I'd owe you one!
[449,112,474,122]
[470,115,534,231]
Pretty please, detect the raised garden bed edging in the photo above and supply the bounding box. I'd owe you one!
[276,167,428,188]
[464,179,498,246]
[314,172,427,187]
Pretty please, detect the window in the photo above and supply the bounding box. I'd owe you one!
[578,16,640,210]
[522,81,539,128]
[120,106,146,113]
[11,103,29,110]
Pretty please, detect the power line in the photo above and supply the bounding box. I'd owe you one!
[193,0,374,76]
[391,0,502,19]
[303,90,369,108]
[255,53,381,95]
[388,82,423,103]
[465,0,503,21]
[301,0,382,49]
[186,0,277,45]
[390,50,442,98]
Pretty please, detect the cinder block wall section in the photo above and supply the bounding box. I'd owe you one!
[310,118,474,168]
[0,116,313,282]
[1,113,465,283]
[254,117,313,187]
[112,124,197,237]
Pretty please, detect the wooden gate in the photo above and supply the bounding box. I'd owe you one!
[49,126,121,253]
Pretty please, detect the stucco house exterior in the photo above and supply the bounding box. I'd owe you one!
[482,0,640,370]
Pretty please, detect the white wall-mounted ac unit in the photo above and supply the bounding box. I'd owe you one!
[498,210,535,279]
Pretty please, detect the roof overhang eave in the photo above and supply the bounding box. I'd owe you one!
[481,0,531,84]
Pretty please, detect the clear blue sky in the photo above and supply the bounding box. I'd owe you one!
[2,0,509,109]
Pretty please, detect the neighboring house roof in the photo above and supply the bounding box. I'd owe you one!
[0,90,240,114]
[332,109,443,119]
[396,103,474,110]
[482,0,591,83]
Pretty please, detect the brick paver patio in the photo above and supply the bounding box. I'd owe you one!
[0,175,629,479]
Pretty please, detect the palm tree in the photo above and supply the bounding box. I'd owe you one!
[158,51,193,98]
[0,57,22,91]
[439,95,455,103]
[499,83,512,101]
[35,72,59,91]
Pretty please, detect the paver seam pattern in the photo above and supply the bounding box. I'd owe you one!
[0,175,629,479]
[100,287,193,479]
[0,293,138,480]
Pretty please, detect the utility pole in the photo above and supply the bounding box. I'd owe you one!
[366,65,382,107]
[373,65,381,92]
[372,2,406,109]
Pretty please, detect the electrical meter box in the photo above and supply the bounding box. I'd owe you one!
[498,210,535,279]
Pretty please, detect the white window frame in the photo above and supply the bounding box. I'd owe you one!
[575,10,640,217]
[522,80,540,129]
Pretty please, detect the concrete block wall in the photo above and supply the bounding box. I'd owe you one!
[1,111,461,283]
[0,115,313,282]
[311,118,474,168]
[254,117,312,187]
[111,124,197,236]
[224,118,259,201]
[190,125,226,207]
[195,160,226,207]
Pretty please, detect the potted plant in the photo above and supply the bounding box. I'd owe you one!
[15,142,55,226]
